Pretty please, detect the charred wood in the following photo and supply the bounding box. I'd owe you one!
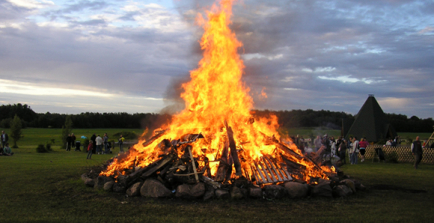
[224,120,242,176]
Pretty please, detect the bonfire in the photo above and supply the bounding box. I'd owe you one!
[82,0,363,200]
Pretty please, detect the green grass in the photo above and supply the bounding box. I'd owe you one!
[0,128,433,222]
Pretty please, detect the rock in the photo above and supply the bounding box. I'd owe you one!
[263,185,286,199]
[340,179,356,193]
[249,187,262,198]
[94,176,113,190]
[112,182,127,193]
[103,181,114,191]
[352,179,366,191]
[230,186,244,200]
[140,179,172,198]
[175,183,205,199]
[84,178,95,187]
[126,182,142,197]
[333,185,353,197]
[215,189,230,199]
[81,173,90,182]
[311,182,333,197]
[175,184,191,198]
[203,187,215,201]
[284,181,309,198]
[190,183,205,198]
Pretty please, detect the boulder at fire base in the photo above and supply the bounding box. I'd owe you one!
[140,179,172,198]
[126,182,143,197]
[175,183,206,199]
[310,182,333,197]
[284,181,309,199]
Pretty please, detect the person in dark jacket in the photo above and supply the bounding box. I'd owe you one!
[339,139,347,164]
[90,134,97,154]
[411,136,423,169]
[66,134,72,151]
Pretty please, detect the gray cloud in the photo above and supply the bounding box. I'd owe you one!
[0,0,433,118]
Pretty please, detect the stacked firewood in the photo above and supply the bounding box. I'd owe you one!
[81,131,365,200]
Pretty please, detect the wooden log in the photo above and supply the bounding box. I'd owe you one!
[173,169,205,176]
[187,146,199,183]
[263,156,283,182]
[250,166,262,184]
[258,160,274,183]
[280,165,293,181]
[224,120,242,176]
[141,153,175,178]
[142,130,166,147]
[267,156,290,181]
[262,157,278,182]
[215,139,232,182]
[254,161,271,183]
[201,175,221,189]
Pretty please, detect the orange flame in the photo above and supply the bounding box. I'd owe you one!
[100,0,333,183]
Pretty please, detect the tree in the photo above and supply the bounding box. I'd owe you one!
[10,114,22,148]
[61,116,73,148]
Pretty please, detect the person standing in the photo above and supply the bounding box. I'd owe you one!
[350,137,359,164]
[339,139,347,164]
[71,133,77,150]
[66,134,72,151]
[118,134,125,153]
[103,133,109,154]
[1,130,8,150]
[87,140,93,159]
[314,135,321,152]
[411,136,423,169]
[90,133,96,154]
[95,134,103,154]
[359,137,369,162]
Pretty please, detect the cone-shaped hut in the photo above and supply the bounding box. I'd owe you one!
[345,95,397,142]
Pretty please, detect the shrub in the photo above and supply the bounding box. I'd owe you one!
[46,143,52,152]
[36,144,47,153]
[385,151,398,163]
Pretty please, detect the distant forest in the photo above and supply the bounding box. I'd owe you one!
[1,103,433,132]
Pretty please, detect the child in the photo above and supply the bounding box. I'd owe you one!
[3,143,13,156]
[87,140,93,159]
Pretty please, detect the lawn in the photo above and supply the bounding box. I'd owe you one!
[0,128,433,222]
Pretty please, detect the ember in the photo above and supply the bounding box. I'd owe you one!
[82,0,364,199]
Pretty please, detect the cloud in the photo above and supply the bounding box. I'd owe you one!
[0,0,433,119]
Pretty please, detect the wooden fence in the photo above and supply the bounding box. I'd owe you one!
[363,145,434,164]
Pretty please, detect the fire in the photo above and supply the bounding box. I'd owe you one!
[100,0,333,183]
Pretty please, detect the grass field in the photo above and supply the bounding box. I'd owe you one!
[0,128,433,222]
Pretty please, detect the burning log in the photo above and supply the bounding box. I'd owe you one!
[141,153,176,178]
[215,138,233,182]
[142,129,166,147]
[224,120,242,176]
[187,145,199,183]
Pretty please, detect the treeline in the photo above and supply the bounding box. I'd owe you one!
[0,104,433,132]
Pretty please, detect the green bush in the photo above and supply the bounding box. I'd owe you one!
[36,143,53,153]
[36,144,47,153]
[46,143,52,152]
[385,151,398,163]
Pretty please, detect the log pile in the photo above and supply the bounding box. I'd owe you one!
[81,131,365,200]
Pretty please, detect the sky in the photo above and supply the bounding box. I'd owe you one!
[0,0,433,119]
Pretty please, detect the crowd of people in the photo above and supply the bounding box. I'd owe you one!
[291,134,426,169]
[84,133,125,159]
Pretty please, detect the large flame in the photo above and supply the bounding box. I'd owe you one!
[100,0,332,183]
